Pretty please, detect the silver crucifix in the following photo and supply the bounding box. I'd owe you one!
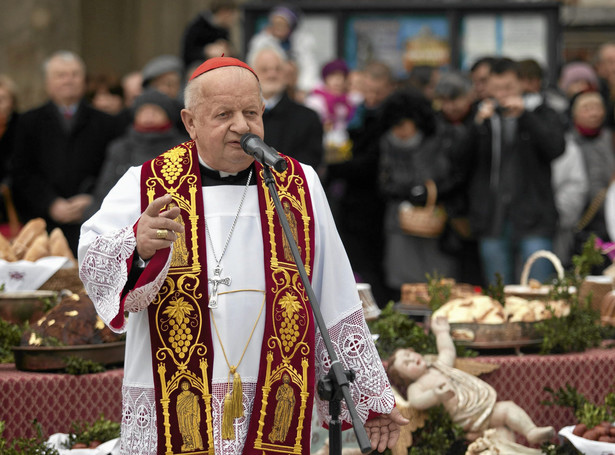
[208,266,231,309]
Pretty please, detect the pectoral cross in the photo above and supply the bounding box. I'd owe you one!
[208,266,231,309]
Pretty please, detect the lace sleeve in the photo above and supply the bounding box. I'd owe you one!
[79,226,136,332]
[314,307,395,426]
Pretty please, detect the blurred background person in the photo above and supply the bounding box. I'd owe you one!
[248,44,323,170]
[432,71,483,285]
[305,58,357,167]
[180,0,239,72]
[402,64,440,101]
[11,50,122,254]
[0,74,20,238]
[86,71,125,116]
[558,61,600,100]
[518,58,569,127]
[246,4,319,102]
[595,42,615,131]
[378,88,457,291]
[325,60,396,305]
[84,89,189,219]
[141,54,185,132]
[121,70,143,109]
[469,56,496,106]
[567,90,615,261]
[455,57,565,285]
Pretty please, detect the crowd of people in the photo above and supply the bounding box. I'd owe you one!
[1,1,615,306]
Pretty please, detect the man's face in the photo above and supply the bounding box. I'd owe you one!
[252,49,286,99]
[45,56,85,106]
[471,62,491,101]
[362,76,393,109]
[182,67,264,173]
[440,95,472,124]
[597,45,615,84]
[487,70,522,106]
[150,72,181,100]
[0,87,13,121]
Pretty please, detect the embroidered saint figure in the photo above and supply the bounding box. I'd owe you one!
[176,380,204,451]
[170,212,189,267]
[268,373,296,442]
[282,201,300,262]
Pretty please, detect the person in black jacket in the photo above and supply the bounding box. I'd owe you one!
[180,0,239,72]
[11,50,122,255]
[455,57,565,285]
[248,44,323,171]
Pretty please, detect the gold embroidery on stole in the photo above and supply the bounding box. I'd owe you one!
[147,144,214,454]
[254,160,312,454]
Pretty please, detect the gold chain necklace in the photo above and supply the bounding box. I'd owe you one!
[210,289,266,440]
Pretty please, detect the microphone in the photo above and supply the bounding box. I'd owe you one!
[240,133,287,173]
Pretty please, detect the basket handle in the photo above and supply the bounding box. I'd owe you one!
[520,250,564,286]
[424,179,437,210]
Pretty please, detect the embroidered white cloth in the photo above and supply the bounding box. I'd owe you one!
[78,163,394,455]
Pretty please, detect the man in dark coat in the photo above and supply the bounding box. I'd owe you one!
[456,57,565,285]
[249,44,323,170]
[11,50,122,255]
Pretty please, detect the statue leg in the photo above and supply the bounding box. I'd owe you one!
[490,401,554,444]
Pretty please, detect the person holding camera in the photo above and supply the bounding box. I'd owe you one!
[454,57,565,285]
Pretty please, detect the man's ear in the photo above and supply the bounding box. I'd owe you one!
[181,108,197,139]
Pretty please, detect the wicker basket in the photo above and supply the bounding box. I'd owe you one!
[399,281,477,307]
[398,180,446,238]
[504,250,566,300]
[39,267,84,294]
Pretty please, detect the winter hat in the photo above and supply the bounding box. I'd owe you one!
[559,62,599,93]
[269,5,300,32]
[321,59,349,80]
[141,55,183,88]
[132,89,179,124]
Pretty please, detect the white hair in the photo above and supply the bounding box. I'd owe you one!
[183,65,263,111]
[43,50,86,76]
[246,42,287,69]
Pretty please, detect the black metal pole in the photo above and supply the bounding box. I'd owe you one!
[262,165,372,454]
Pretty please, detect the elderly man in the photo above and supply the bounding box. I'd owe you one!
[248,44,323,170]
[79,56,405,455]
[12,50,121,254]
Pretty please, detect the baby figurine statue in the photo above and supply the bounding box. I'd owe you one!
[386,317,554,445]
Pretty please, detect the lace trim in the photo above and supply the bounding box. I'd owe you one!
[314,308,394,425]
[79,226,135,332]
[124,251,172,313]
[119,382,258,455]
[120,385,157,455]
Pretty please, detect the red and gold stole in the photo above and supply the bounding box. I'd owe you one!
[140,140,316,454]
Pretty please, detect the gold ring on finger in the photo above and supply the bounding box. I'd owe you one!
[156,228,168,239]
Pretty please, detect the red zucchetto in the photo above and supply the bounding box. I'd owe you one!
[189,56,259,81]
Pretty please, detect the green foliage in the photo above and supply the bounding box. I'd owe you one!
[0,420,60,455]
[572,233,605,282]
[367,302,475,360]
[408,406,467,455]
[425,273,452,312]
[63,356,106,375]
[62,415,120,450]
[0,319,22,364]
[540,441,582,455]
[482,273,505,307]
[542,384,615,429]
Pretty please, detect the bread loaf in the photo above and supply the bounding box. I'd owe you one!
[0,232,17,262]
[12,218,46,259]
[49,227,76,264]
[23,233,50,262]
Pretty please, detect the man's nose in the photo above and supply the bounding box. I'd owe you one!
[231,113,250,133]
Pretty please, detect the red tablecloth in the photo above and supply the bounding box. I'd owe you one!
[0,364,123,440]
[475,347,615,437]
[1,348,614,442]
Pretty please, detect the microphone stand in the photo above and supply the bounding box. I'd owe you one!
[262,164,372,455]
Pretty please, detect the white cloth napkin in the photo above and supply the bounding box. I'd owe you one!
[46,433,120,454]
[0,257,70,291]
